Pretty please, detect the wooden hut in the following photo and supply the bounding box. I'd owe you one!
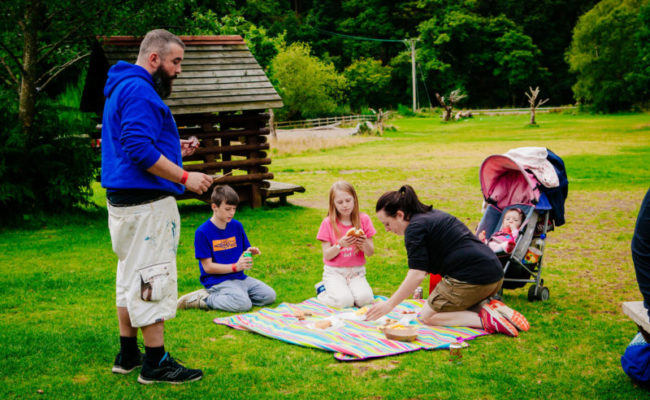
[81,35,304,207]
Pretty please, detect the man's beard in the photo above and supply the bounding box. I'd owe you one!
[152,66,175,99]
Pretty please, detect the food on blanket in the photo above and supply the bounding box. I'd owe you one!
[293,310,312,320]
[399,310,417,315]
[354,306,368,315]
[383,324,418,342]
[294,310,306,320]
[378,318,398,331]
[345,228,365,238]
[315,320,332,329]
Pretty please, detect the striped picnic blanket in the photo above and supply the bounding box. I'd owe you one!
[214,296,488,361]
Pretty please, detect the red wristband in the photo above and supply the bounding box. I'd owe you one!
[231,263,237,272]
[180,170,189,185]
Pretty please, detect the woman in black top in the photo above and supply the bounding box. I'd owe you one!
[366,185,525,336]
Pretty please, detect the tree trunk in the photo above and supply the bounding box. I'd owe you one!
[530,109,536,125]
[443,106,452,122]
[18,0,43,135]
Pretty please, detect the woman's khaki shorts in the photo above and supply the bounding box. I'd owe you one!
[428,276,503,312]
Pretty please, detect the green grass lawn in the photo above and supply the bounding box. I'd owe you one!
[1,112,649,399]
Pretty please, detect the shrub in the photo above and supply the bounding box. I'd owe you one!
[0,86,99,221]
[344,58,392,111]
[270,42,348,120]
[397,104,415,117]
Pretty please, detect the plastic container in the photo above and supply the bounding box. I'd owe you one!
[523,246,542,264]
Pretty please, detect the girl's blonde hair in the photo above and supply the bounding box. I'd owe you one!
[328,180,361,238]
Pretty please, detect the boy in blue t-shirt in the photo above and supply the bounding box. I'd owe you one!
[177,185,276,312]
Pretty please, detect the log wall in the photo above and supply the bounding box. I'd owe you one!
[175,110,273,208]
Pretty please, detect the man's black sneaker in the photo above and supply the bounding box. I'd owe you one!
[112,352,144,374]
[137,352,203,384]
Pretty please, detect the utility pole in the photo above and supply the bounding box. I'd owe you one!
[409,39,417,112]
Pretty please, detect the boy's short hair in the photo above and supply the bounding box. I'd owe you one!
[211,185,239,206]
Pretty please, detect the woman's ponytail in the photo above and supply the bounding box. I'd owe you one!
[376,185,432,220]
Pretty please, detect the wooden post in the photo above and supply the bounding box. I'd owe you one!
[269,109,276,139]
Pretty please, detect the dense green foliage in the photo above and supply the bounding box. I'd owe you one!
[344,58,393,110]
[0,85,99,220]
[270,43,349,119]
[566,0,650,112]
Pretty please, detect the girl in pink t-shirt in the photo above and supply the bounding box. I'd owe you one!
[316,181,376,308]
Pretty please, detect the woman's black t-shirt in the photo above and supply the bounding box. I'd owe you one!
[404,210,504,284]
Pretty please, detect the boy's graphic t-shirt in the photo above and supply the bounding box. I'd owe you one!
[316,213,376,267]
[194,218,251,288]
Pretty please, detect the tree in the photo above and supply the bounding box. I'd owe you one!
[435,89,466,121]
[0,0,186,217]
[344,58,392,110]
[0,0,186,134]
[525,86,549,125]
[417,7,546,108]
[269,42,348,120]
[473,0,600,105]
[566,0,649,111]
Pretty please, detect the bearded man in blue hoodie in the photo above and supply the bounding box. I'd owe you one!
[102,29,213,384]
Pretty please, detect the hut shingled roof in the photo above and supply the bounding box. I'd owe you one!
[83,35,283,115]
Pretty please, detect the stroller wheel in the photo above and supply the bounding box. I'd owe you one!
[528,284,550,302]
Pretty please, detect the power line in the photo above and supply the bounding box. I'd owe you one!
[315,28,407,44]
[314,27,420,111]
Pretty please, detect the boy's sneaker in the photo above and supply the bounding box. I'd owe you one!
[112,352,144,374]
[314,281,326,295]
[488,299,530,331]
[478,304,519,337]
[177,289,209,310]
[137,353,203,384]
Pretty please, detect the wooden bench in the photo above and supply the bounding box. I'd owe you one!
[261,180,305,204]
[622,301,650,342]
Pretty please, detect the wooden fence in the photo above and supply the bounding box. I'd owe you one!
[274,114,376,130]
[466,106,576,115]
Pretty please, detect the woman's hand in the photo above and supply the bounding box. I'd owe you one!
[365,301,394,321]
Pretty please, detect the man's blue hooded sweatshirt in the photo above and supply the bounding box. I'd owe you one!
[101,61,184,195]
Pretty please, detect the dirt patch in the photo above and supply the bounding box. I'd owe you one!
[276,126,358,139]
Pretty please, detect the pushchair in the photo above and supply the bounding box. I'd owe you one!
[474,147,568,302]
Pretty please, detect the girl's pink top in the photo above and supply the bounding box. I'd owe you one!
[317,213,376,267]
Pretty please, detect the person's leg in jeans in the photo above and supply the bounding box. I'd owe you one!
[244,277,276,306]
[205,280,252,312]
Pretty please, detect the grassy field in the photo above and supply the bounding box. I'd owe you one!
[1,112,649,399]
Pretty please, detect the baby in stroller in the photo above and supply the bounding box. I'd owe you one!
[478,208,525,254]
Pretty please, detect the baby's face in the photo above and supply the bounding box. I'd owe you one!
[502,210,523,230]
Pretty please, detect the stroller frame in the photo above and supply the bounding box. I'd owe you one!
[499,206,551,301]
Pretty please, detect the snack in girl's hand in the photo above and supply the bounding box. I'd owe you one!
[345,227,365,238]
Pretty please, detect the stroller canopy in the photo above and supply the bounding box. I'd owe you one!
[480,154,540,210]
